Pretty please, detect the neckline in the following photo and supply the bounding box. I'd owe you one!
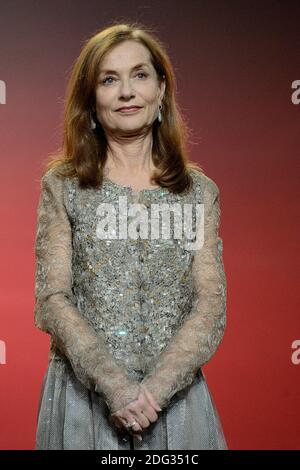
[103,175,163,194]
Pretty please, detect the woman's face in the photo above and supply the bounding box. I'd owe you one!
[95,40,165,135]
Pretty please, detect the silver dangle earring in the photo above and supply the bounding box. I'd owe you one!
[90,110,96,130]
[158,104,163,123]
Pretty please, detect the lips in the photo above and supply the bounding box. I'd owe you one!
[116,106,142,111]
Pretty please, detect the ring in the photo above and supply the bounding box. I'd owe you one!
[124,420,137,429]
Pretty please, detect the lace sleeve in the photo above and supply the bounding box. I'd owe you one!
[34,169,141,414]
[141,177,227,409]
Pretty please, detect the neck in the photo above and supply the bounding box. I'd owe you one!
[105,130,154,175]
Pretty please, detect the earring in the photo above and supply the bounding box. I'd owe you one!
[158,104,163,123]
[90,111,97,130]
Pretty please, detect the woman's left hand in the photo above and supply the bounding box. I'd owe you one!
[108,383,162,441]
[108,414,143,441]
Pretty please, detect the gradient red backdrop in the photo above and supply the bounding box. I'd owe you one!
[0,0,299,450]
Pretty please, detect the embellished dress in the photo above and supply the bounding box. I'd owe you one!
[34,166,228,450]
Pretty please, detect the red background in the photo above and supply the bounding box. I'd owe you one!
[0,0,299,450]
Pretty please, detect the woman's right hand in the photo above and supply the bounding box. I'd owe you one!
[109,383,162,440]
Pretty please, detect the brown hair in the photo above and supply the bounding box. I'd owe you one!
[43,21,203,193]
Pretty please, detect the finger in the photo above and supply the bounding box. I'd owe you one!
[125,403,151,428]
[120,414,143,433]
[140,384,162,412]
[111,409,143,432]
[132,432,143,442]
[126,398,158,426]
[127,429,143,442]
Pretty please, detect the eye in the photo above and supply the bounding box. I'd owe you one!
[102,76,115,85]
[136,72,148,79]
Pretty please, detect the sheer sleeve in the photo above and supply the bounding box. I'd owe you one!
[140,177,227,409]
[34,169,141,414]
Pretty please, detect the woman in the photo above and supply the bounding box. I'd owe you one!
[34,22,228,450]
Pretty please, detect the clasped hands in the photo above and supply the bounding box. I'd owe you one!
[108,383,162,442]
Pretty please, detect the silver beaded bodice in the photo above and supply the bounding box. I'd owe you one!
[49,170,204,378]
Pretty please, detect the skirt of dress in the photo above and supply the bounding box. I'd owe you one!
[35,355,228,450]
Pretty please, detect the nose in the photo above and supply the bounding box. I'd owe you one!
[119,78,135,99]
